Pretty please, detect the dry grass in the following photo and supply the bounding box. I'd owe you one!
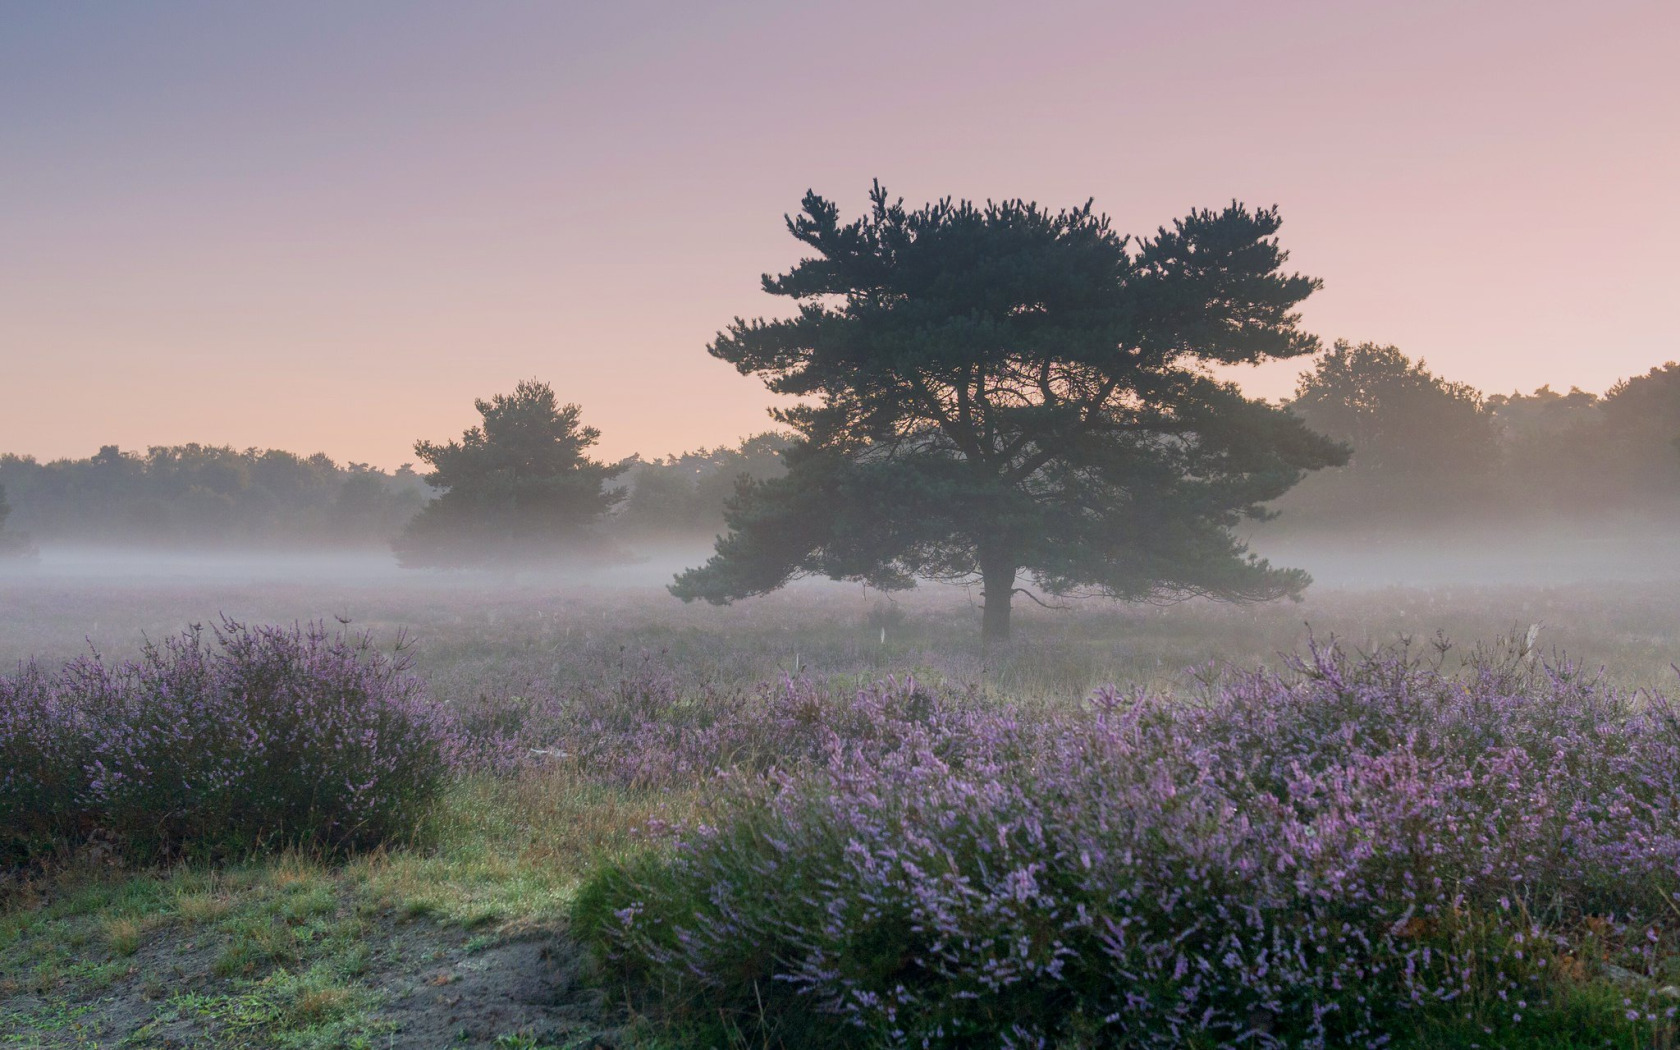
[347,768,696,935]
[102,915,145,957]
[173,888,234,925]
[285,983,355,1026]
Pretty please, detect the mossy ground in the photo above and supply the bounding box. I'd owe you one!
[0,771,690,1049]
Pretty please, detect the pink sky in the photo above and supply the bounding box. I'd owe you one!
[2,1,1676,467]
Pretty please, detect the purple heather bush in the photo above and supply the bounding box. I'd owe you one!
[0,619,460,863]
[576,645,1680,1048]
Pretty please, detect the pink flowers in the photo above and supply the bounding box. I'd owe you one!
[1,618,460,861]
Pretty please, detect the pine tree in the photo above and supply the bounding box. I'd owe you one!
[394,380,627,567]
[672,184,1347,642]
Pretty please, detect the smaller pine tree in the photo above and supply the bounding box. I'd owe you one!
[394,380,627,567]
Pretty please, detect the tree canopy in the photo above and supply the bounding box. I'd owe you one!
[394,380,626,567]
[671,184,1348,642]
[1291,342,1497,475]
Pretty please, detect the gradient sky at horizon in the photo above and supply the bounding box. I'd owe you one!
[3,1,1677,468]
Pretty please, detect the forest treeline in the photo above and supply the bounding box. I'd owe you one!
[0,446,430,548]
[0,433,788,550]
[1,347,1677,552]
[1278,343,1680,529]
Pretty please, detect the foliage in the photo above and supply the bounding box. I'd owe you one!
[672,183,1347,641]
[1599,362,1680,496]
[616,432,790,537]
[578,647,1680,1048]
[1287,342,1499,520]
[394,380,628,567]
[0,620,460,865]
[1279,351,1680,527]
[0,445,424,549]
[0,483,35,559]
[455,652,975,787]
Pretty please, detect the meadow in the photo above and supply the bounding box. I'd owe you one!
[6,550,1680,1048]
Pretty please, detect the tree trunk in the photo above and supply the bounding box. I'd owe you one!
[980,555,1016,646]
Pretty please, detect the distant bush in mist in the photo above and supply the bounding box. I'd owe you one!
[0,445,426,549]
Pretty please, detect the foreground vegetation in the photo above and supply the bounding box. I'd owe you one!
[1,770,676,1047]
[9,583,1680,1046]
[578,645,1680,1047]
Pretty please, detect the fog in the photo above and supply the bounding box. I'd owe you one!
[1248,520,1680,589]
[8,523,1680,691]
[0,541,718,589]
[9,517,1680,591]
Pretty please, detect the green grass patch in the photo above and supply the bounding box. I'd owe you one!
[0,770,670,1047]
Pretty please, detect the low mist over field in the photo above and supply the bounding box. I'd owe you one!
[9,531,1680,696]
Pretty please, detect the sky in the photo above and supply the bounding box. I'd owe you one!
[2,0,1676,468]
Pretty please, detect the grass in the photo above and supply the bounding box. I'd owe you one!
[1,769,684,1047]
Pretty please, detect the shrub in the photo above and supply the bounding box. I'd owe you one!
[0,662,91,860]
[576,647,1680,1048]
[0,619,460,864]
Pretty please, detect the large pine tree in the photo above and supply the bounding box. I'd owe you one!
[671,184,1347,642]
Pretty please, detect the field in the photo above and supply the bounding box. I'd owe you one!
[7,546,1680,1048]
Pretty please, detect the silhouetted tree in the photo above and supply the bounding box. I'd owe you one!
[394,380,627,567]
[671,184,1347,643]
[1485,384,1609,511]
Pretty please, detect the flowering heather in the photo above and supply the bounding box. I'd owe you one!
[0,619,460,863]
[577,645,1680,1048]
[453,646,991,791]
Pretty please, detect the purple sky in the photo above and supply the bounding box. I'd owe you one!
[3,1,1676,467]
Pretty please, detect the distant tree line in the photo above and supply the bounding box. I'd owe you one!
[1279,342,1680,527]
[0,483,34,559]
[0,423,791,553]
[6,183,1676,623]
[7,348,1678,558]
[615,433,789,538]
[0,445,428,548]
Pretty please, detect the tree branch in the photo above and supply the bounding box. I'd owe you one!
[1011,587,1071,610]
